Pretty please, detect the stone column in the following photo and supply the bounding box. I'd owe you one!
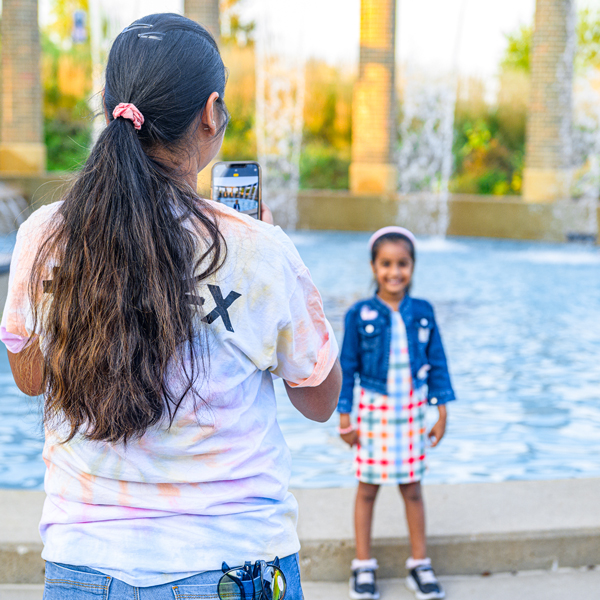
[0,0,46,174]
[522,0,575,203]
[184,0,220,42]
[350,0,397,194]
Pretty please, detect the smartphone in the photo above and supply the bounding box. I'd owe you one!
[211,161,262,220]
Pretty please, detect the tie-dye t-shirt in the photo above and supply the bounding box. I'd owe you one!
[1,200,338,586]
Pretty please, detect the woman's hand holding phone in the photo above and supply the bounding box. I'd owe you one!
[261,203,274,224]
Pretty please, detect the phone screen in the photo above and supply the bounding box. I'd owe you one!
[212,162,260,219]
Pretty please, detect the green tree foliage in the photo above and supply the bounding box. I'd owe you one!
[39,0,353,188]
[501,9,600,73]
[218,7,353,190]
[300,60,353,189]
[43,0,92,172]
[576,8,600,69]
[451,117,522,195]
[217,0,257,162]
[48,0,89,44]
[219,45,257,160]
[452,10,600,196]
[500,25,532,72]
[220,0,255,47]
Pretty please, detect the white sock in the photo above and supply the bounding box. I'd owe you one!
[406,557,431,570]
[351,558,378,571]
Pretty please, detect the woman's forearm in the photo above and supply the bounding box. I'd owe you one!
[8,337,44,396]
[284,359,342,422]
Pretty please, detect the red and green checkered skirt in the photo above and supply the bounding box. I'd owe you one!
[355,312,427,485]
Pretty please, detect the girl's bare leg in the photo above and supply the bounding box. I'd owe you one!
[399,481,427,559]
[354,481,380,560]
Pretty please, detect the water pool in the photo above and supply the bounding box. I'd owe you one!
[1,232,600,489]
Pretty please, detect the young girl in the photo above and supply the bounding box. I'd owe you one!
[338,227,455,600]
[2,13,341,599]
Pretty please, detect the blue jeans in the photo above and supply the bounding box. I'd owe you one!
[43,554,304,600]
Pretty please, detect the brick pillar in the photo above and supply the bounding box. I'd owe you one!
[0,0,46,174]
[522,0,575,203]
[184,0,220,42]
[350,0,397,194]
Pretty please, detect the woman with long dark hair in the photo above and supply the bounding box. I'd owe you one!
[2,13,340,599]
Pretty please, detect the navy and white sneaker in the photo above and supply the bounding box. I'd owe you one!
[349,566,380,599]
[406,564,445,599]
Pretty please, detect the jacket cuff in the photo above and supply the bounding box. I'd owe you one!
[336,396,353,414]
[427,389,456,406]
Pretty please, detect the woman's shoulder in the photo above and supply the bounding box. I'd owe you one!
[205,199,306,275]
[17,201,63,238]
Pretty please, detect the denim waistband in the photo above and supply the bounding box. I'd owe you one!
[44,554,303,600]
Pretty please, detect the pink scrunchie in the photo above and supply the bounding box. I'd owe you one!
[112,103,144,130]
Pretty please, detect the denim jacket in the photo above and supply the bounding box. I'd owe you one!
[337,294,455,413]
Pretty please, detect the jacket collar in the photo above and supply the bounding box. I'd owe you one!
[372,293,413,325]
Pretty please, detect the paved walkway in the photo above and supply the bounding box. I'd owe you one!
[304,568,600,599]
[2,568,599,600]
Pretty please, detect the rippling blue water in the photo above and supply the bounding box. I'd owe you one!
[1,232,600,489]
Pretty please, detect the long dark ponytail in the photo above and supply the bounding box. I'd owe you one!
[29,13,229,444]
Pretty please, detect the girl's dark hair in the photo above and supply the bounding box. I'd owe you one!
[28,13,229,444]
[371,232,416,264]
[371,232,416,294]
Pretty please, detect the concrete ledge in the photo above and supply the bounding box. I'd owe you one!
[299,529,600,581]
[0,548,45,586]
[294,191,599,242]
[0,145,47,176]
[2,479,600,583]
[0,491,45,584]
[294,478,600,580]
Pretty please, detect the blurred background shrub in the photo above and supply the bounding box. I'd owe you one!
[300,60,353,189]
[42,0,93,172]
[449,7,600,197]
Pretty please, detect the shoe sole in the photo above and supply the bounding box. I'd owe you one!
[405,575,445,599]
[348,578,380,600]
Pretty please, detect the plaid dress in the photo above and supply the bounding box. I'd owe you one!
[355,311,427,484]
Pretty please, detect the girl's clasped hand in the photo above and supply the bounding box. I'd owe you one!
[339,401,447,448]
[337,226,455,600]
[427,405,447,448]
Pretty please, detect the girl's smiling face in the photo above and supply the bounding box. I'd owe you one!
[371,240,414,303]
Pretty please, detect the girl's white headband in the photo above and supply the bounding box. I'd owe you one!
[368,226,417,251]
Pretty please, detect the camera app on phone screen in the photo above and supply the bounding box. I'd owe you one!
[213,163,260,219]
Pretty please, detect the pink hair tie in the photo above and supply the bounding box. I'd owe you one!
[112,103,144,130]
[368,226,417,250]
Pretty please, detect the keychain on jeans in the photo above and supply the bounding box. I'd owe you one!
[218,557,286,600]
